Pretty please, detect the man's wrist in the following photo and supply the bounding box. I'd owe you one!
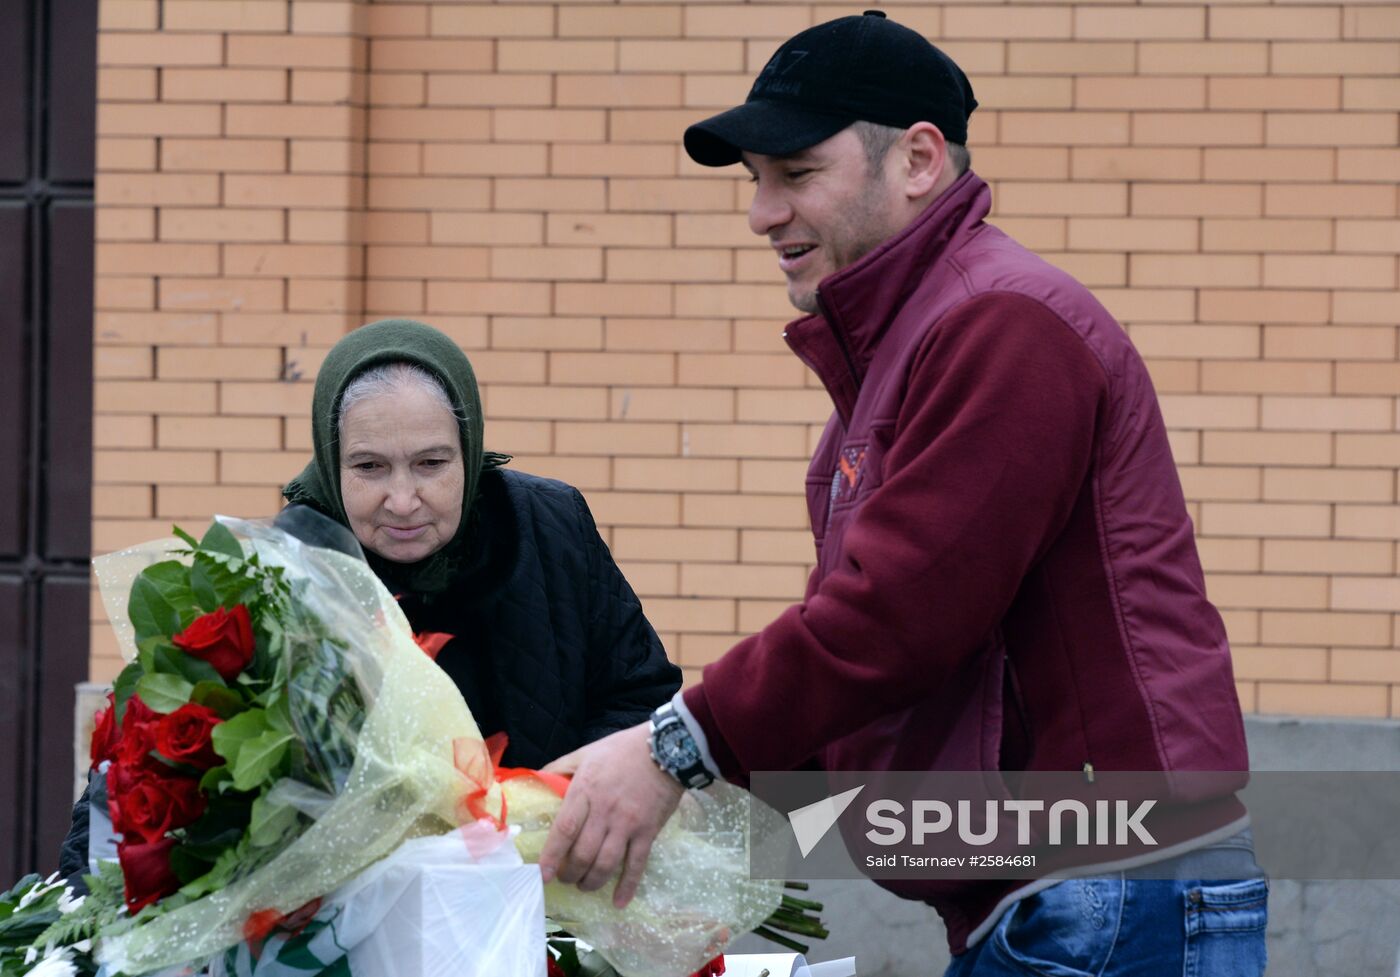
[648,695,719,789]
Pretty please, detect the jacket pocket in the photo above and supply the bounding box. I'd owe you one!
[1000,652,1034,771]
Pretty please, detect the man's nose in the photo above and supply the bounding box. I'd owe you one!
[748,180,791,237]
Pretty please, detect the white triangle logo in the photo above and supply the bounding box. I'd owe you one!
[787,784,865,858]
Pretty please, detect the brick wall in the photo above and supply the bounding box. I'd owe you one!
[93,0,1400,717]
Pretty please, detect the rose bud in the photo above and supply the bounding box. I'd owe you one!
[172,604,256,681]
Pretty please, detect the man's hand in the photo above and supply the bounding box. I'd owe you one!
[538,722,684,908]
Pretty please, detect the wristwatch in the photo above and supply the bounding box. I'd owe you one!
[649,702,715,790]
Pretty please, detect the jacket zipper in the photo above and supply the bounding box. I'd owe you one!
[814,289,862,398]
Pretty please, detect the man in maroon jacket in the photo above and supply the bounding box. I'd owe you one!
[540,12,1266,973]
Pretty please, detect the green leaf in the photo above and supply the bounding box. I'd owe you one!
[113,660,145,723]
[189,558,220,613]
[191,550,257,613]
[134,672,194,714]
[266,694,293,735]
[178,845,241,899]
[198,764,233,794]
[141,560,196,625]
[128,573,183,644]
[211,708,271,766]
[200,521,244,560]
[154,642,225,687]
[172,525,200,549]
[249,794,299,847]
[231,729,293,791]
[192,680,245,718]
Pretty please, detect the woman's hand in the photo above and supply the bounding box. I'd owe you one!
[539,722,684,908]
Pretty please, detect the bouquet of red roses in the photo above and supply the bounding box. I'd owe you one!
[46,514,483,975]
[86,520,362,918]
[25,514,788,977]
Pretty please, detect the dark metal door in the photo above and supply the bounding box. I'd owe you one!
[0,0,97,879]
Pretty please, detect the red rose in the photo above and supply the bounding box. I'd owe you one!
[118,836,181,912]
[108,763,205,845]
[114,695,164,772]
[546,955,567,977]
[691,957,725,977]
[90,693,119,770]
[156,702,224,768]
[172,604,255,681]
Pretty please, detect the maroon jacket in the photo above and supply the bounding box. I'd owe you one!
[682,172,1249,950]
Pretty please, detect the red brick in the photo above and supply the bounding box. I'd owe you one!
[493,317,603,351]
[99,66,158,101]
[428,74,553,107]
[162,68,288,102]
[558,73,684,109]
[1007,41,1136,75]
[424,143,549,177]
[619,40,744,73]
[159,277,285,312]
[1208,77,1341,111]
[431,4,555,37]
[561,4,683,37]
[368,177,488,210]
[100,32,223,67]
[432,212,544,246]
[161,209,282,244]
[498,40,617,73]
[164,1,288,32]
[365,244,486,279]
[228,35,365,70]
[100,102,220,138]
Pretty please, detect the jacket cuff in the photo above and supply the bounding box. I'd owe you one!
[678,685,743,781]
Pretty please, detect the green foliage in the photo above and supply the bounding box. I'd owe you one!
[134,672,196,714]
[248,796,299,848]
[112,659,145,724]
[211,708,271,766]
[231,730,293,791]
[128,565,186,646]
[25,863,126,975]
[154,643,224,688]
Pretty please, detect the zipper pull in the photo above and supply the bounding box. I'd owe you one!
[1083,761,1095,784]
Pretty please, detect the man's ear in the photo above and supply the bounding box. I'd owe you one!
[901,122,949,200]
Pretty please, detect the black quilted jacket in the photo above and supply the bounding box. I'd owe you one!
[58,467,679,879]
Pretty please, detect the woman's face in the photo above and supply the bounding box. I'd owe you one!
[338,383,465,564]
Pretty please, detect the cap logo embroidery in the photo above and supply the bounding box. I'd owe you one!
[756,50,809,96]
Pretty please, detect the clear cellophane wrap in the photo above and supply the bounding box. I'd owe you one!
[94,516,778,977]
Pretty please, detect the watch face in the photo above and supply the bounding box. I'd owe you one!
[655,721,700,770]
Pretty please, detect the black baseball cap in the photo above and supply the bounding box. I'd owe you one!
[684,10,977,167]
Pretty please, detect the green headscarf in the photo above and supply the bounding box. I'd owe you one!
[282,318,509,595]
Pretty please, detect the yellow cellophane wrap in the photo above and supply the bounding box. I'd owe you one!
[94,517,779,977]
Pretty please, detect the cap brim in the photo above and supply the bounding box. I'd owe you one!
[684,100,854,167]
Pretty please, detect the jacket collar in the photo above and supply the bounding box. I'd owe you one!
[784,171,991,419]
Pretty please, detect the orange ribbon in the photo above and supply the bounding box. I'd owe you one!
[242,897,322,952]
[455,732,570,830]
[413,631,453,660]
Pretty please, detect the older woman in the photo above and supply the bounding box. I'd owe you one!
[279,318,680,766]
[59,318,678,880]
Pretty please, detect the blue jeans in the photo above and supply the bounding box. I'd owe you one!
[944,835,1268,977]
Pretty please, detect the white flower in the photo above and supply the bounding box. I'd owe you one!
[56,888,84,914]
[16,872,62,910]
[23,946,75,977]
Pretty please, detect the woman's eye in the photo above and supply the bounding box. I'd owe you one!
[786,168,812,181]
[419,459,446,469]
[353,462,380,474]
